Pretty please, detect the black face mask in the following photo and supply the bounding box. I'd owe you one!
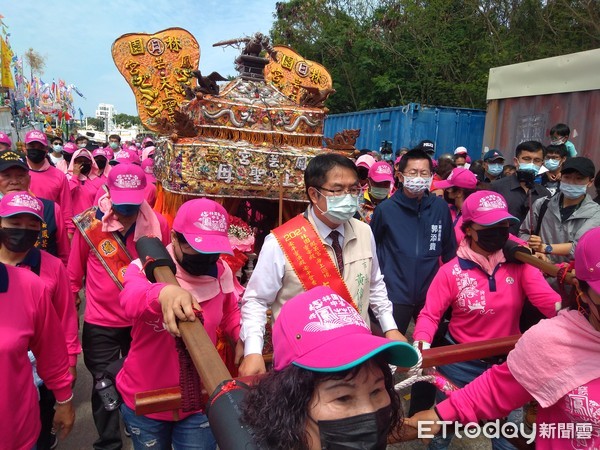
[313,405,391,450]
[357,167,369,181]
[2,228,40,253]
[112,204,140,217]
[95,158,107,170]
[80,163,92,175]
[443,190,455,205]
[516,169,535,188]
[474,227,509,253]
[27,148,47,164]
[178,251,220,276]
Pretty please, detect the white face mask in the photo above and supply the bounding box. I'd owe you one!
[560,182,588,199]
[315,191,358,224]
[403,176,431,195]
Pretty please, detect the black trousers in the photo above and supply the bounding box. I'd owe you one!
[391,302,438,415]
[82,322,132,450]
[36,384,56,450]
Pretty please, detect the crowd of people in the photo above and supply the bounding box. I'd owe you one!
[0,122,599,450]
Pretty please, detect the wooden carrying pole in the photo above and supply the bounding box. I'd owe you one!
[152,266,231,394]
[512,250,576,285]
[135,335,522,415]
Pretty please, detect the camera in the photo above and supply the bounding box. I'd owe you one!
[380,140,393,161]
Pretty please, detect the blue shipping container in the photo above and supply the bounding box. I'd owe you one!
[323,103,487,159]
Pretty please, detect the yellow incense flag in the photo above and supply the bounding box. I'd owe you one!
[0,38,15,89]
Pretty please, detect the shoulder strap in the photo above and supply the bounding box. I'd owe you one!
[534,197,551,236]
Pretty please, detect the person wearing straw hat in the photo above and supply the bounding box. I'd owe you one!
[242,286,418,449]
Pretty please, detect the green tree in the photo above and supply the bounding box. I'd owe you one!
[270,0,600,112]
[87,117,105,131]
[113,113,142,128]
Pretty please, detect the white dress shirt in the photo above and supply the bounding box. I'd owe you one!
[240,207,397,355]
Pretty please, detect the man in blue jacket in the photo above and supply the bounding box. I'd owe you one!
[371,148,457,415]
[371,148,457,332]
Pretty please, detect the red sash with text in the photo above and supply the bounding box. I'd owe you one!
[272,214,358,311]
[73,207,132,290]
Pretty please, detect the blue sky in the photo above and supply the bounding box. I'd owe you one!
[2,0,279,116]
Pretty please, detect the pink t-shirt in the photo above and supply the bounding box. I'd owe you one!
[69,175,105,215]
[413,256,560,344]
[67,209,170,328]
[29,163,75,234]
[437,363,600,449]
[19,250,81,366]
[116,257,241,421]
[0,264,73,449]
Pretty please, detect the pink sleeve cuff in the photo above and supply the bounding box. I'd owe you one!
[53,386,74,403]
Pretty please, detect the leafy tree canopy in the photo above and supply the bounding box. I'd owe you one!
[270,0,599,112]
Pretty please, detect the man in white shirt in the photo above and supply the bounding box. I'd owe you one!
[238,153,405,376]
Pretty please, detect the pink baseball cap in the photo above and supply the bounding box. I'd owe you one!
[355,154,376,169]
[73,149,92,161]
[436,167,478,190]
[141,158,156,183]
[368,161,394,183]
[172,199,233,255]
[461,190,519,226]
[107,163,147,205]
[0,132,11,146]
[110,149,141,166]
[454,146,468,155]
[25,130,48,146]
[575,227,600,293]
[63,142,78,154]
[0,191,44,221]
[273,286,418,372]
[92,148,110,159]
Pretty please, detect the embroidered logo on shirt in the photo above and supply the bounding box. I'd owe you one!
[452,264,494,315]
[506,277,514,285]
[563,385,600,449]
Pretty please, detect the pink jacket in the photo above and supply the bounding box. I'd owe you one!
[0,264,73,449]
[67,208,170,328]
[29,160,75,235]
[67,149,105,215]
[19,249,81,366]
[413,245,560,344]
[437,364,600,449]
[116,252,241,421]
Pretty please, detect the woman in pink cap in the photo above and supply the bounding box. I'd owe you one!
[241,285,418,449]
[412,190,561,449]
[0,191,76,449]
[355,153,376,190]
[60,142,78,173]
[67,148,104,215]
[117,198,242,450]
[408,226,600,449]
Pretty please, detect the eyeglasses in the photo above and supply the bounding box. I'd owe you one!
[403,170,432,177]
[519,156,544,165]
[317,186,362,198]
